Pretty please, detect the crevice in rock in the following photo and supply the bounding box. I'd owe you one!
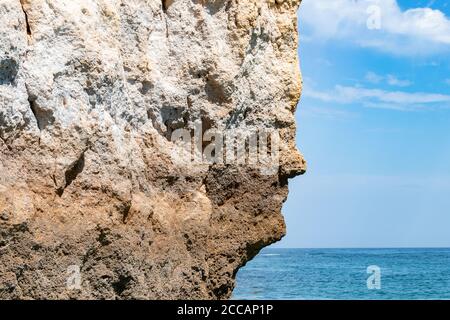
[161,0,172,38]
[205,74,232,105]
[139,80,153,95]
[120,201,132,224]
[27,97,40,131]
[25,84,55,132]
[200,115,214,151]
[164,16,170,39]
[96,227,113,246]
[112,275,133,296]
[19,0,32,36]
[153,105,188,141]
[212,284,230,299]
[56,151,86,197]
[0,136,12,151]
[162,0,173,13]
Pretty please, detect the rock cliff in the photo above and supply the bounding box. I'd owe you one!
[0,0,305,299]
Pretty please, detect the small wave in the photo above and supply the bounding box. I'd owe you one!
[261,253,281,256]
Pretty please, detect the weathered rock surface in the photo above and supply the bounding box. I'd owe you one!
[0,0,305,299]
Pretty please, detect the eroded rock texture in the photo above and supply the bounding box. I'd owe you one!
[0,0,305,299]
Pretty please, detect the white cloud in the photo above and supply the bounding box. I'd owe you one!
[365,72,412,87]
[303,84,450,111]
[386,75,412,87]
[365,72,384,84]
[300,0,450,55]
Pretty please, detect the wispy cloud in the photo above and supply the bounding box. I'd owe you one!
[386,75,412,87]
[303,84,450,111]
[365,72,384,84]
[365,72,412,87]
[300,0,450,55]
[446,79,450,85]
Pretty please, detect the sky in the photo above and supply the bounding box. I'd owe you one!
[276,0,450,248]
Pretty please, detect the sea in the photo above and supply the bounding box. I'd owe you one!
[232,247,450,300]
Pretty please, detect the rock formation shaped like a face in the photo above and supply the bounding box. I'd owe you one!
[0,0,305,299]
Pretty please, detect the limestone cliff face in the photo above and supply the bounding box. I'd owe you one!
[0,0,305,299]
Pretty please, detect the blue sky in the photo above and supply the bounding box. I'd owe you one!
[276,0,450,248]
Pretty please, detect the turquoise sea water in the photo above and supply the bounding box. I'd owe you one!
[233,248,450,300]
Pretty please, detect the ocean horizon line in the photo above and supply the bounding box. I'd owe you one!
[267,246,450,250]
